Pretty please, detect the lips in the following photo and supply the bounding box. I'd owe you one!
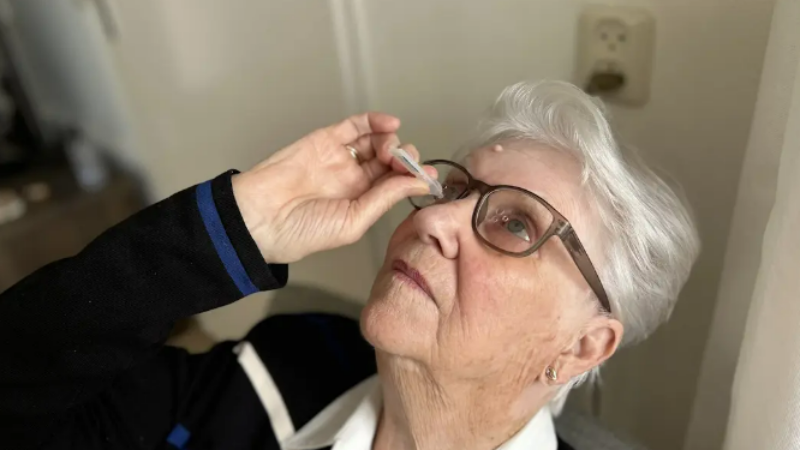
[392,259,434,299]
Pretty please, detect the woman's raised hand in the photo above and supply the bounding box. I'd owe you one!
[232,112,432,263]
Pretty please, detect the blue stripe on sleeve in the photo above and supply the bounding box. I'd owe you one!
[196,180,258,296]
[166,424,191,449]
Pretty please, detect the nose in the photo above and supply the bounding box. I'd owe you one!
[412,194,478,259]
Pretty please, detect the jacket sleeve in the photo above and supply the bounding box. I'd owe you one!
[0,170,287,419]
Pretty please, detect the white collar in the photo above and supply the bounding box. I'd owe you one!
[283,375,558,450]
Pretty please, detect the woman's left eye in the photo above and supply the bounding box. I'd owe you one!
[505,218,531,242]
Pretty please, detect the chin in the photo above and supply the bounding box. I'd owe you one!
[360,269,436,358]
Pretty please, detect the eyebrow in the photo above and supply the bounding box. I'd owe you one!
[468,152,573,211]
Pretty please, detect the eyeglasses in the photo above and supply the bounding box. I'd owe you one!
[409,160,611,314]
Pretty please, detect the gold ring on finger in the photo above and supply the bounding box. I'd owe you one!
[346,145,362,163]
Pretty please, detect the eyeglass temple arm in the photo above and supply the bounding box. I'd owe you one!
[557,223,612,313]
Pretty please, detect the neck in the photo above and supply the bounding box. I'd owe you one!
[372,352,550,450]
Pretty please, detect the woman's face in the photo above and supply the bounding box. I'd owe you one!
[362,143,612,385]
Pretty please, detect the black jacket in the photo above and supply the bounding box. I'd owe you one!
[0,171,575,450]
[0,171,377,450]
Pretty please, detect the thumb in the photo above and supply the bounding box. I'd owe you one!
[350,174,430,234]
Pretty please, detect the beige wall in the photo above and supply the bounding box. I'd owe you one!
[357,1,775,449]
[109,1,347,199]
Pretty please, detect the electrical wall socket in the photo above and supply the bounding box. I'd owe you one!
[576,5,655,106]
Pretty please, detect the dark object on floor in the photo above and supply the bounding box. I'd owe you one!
[0,166,143,291]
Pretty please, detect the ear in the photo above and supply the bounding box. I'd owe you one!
[546,317,624,385]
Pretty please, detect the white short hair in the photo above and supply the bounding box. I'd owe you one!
[463,80,701,413]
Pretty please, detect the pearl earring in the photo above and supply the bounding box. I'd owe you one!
[545,366,558,382]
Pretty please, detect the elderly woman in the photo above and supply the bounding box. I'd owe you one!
[0,81,699,450]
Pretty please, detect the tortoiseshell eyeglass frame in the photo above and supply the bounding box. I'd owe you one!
[409,159,611,314]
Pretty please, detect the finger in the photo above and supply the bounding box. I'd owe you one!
[401,143,421,162]
[373,133,402,165]
[350,135,376,161]
[348,174,430,236]
[361,139,415,181]
[375,140,419,171]
[361,157,390,182]
[331,112,401,144]
[394,144,421,173]
[386,143,422,174]
[362,155,436,184]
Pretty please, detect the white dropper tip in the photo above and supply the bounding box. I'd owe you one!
[429,181,444,199]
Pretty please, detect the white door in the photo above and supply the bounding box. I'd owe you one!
[4,0,138,168]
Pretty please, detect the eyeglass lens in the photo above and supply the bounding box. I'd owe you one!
[410,162,469,208]
[410,162,555,254]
